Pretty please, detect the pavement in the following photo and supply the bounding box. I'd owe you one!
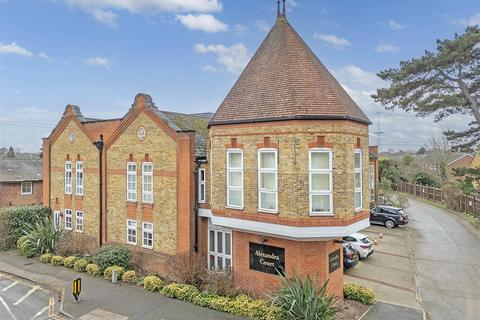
[0,272,55,319]
[0,251,241,320]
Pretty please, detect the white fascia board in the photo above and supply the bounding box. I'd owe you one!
[198,208,370,241]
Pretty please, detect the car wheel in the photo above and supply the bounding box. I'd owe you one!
[356,250,363,260]
[385,220,395,229]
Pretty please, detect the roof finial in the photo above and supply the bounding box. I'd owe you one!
[282,0,286,17]
[277,0,280,17]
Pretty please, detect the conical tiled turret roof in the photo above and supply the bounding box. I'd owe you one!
[209,16,371,127]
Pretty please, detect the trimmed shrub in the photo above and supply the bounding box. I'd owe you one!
[63,256,78,268]
[104,266,125,280]
[162,284,200,303]
[272,274,339,320]
[39,253,54,263]
[51,255,65,266]
[92,245,132,270]
[122,270,137,284]
[0,205,51,250]
[143,276,163,292]
[136,276,145,286]
[344,283,375,305]
[17,236,29,256]
[74,259,89,272]
[86,263,102,277]
[19,217,64,257]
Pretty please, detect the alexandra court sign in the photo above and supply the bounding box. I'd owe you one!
[249,242,285,275]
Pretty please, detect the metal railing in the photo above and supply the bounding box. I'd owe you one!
[397,181,480,219]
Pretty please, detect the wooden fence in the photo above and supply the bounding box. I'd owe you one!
[397,181,480,220]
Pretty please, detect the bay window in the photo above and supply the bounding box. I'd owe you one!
[309,149,333,215]
[127,162,137,202]
[226,150,243,208]
[142,162,153,203]
[355,149,363,210]
[258,149,278,212]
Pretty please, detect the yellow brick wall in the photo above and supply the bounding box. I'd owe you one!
[50,120,100,243]
[209,121,370,219]
[106,112,178,255]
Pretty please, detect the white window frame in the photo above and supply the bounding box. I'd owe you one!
[76,161,84,196]
[64,209,72,230]
[126,220,137,245]
[21,181,32,195]
[142,162,153,204]
[258,149,278,213]
[354,149,363,211]
[126,162,137,202]
[142,222,153,249]
[53,211,61,230]
[64,161,72,194]
[226,149,243,209]
[198,168,206,204]
[369,163,375,201]
[207,223,232,270]
[75,211,83,233]
[309,148,333,215]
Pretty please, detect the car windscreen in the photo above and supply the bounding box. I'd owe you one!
[359,237,370,244]
[398,209,405,215]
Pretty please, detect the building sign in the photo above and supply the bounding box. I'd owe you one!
[329,249,340,273]
[249,242,285,275]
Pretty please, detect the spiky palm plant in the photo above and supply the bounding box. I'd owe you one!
[272,274,339,320]
[20,217,64,257]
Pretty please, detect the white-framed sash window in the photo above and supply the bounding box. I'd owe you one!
[126,220,137,245]
[76,161,84,195]
[64,209,72,230]
[75,211,83,233]
[64,161,72,194]
[142,162,153,204]
[142,222,153,249]
[369,163,375,201]
[226,149,243,209]
[198,168,206,203]
[21,181,32,195]
[127,162,137,202]
[258,149,278,213]
[355,149,363,210]
[53,211,61,230]
[309,149,333,215]
[208,224,232,270]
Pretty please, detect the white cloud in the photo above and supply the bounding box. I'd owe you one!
[202,64,219,72]
[235,24,248,36]
[387,20,406,30]
[64,0,222,26]
[176,14,227,33]
[334,65,385,90]
[451,12,480,27]
[313,33,351,48]
[256,20,270,33]
[38,52,53,62]
[374,43,401,53]
[84,57,113,68]
[194,43,249,73]
[0,42,33,57]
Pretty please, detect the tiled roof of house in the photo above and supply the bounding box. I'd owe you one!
[0,158,42,182]
[209,17,371,127]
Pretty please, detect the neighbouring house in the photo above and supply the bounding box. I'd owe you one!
[446,154,474,179]
[470,149,480,169]
[43,5,374,298]
[416,152,473,179]
[0,151,43,207]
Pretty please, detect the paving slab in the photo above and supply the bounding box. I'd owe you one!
[362,302,422,320]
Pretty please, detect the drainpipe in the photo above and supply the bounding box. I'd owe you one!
[93,135,104,247]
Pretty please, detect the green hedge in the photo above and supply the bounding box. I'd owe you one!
[104,266,125,280]
[161,283,283,320]
[92,245,132,270]
[0,205,51,250]
[344,283,375,305]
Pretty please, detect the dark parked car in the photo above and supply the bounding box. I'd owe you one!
[342,242,359,269]
[370,205,409,229]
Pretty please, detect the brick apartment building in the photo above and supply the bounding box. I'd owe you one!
[0,151,43,207]
[43,6,373,297]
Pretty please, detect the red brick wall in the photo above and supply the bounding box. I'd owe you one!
[0,181,43,207]
[233,231,344,298]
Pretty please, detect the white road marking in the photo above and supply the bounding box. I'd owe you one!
[31,305,49,319]
[2,281,18,292]
[0,296,17,320]
[13,285,39,305]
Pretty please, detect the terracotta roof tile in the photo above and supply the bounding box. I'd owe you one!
[209,17,371,126]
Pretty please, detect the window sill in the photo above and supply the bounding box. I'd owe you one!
[21,193,32,196]
[141,245,153,250]
[126,201,137,206]
[226,206,244,210]
[142,203,153,209]
[309,213,335,217]
[64,227,72,231]
[355,208,363,213]
[258,209,278,214]
[75,230,83,234]
[126,242,137,246]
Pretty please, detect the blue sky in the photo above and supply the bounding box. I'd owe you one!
[0,0,478,152]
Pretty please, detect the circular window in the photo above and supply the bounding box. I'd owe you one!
[137,126,146,141]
